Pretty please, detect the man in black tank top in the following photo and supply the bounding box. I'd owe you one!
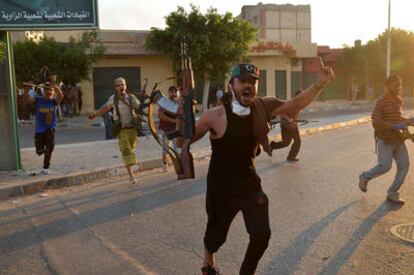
[192,62,334,275]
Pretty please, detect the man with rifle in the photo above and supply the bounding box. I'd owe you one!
[190,60,334,275]
[359,74,414,205]
[270,89,303,162]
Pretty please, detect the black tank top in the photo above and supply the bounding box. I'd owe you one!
[207,103,261,197]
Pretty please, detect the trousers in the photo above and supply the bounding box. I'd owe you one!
[361,139,409,194]
[34,128,55,169]
[271,124,301,159]
[204,191,271,275]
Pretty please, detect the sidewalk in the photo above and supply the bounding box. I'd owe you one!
[0,99,377,201]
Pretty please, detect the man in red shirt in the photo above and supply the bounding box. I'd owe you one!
[359,74,414,204]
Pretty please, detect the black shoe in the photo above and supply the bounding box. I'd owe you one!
[358,174,368,193]
[201,265,219,275]
[287,157,299,162]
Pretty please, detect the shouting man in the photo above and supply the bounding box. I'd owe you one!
[191,61,334,275]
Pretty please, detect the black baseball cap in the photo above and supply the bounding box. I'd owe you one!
[230,63,260,81]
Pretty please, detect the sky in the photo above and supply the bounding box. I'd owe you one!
[98,0,414,48]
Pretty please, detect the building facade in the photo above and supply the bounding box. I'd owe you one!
[12,3,330,113]
[238,3,318,99]
[239,3,311,43]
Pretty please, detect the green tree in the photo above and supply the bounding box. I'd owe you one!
[338,28,414,98]
[146,5,257,111]
[13,31,105,85]
[369,28,414,89]
[0,41,5,61]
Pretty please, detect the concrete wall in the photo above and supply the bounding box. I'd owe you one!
[240,4,311,43]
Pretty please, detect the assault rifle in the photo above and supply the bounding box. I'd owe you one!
[147,37,196,179]
[401,128,414,141]
[137,78,149,109]
[377,128,414,143]
[175,37,196,179]
[136,78,149,136]
[269,119,319,129]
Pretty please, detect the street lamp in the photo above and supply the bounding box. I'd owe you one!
[386,0,391,77]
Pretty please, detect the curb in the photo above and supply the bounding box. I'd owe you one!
[0,158,163,202]
[0,116,371,202]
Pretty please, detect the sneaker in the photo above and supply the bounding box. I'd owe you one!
[287,157,299,162]
[201,265,219,275]
[358,174,368,192]
[129,176,137,184]
[40,169,49,175]
[387,193,405,205]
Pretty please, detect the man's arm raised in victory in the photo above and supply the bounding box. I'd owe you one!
[271,58,335,117]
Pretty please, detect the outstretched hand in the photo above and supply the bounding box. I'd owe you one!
[317,57,335,86]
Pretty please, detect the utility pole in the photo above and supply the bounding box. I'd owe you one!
[386,0,391,77]
[0,31,21,170]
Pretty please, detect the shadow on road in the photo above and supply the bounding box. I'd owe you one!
[318,202,399,274]
[264,201,357,274]
[0,176,205,255]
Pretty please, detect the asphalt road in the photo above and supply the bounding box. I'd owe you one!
[2,122,414,274]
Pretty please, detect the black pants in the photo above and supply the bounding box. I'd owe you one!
[34,128,55,169]
[271,124,301,159]
[204,191,271,275]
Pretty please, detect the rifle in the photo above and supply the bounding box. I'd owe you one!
[135,78,149,136]
[147,38,196,179]
[138,78,149,109]
[402,128,414,141]
[376,128,414,143]
[269,119,319,129]
[176,36,196,179]
[147,76,184,176]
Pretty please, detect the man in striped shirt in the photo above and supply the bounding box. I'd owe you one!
[359,74,413,204]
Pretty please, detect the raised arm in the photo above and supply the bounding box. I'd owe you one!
[54,85,64,104]
[271,58,335,117]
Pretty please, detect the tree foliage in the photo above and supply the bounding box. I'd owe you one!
[338,28,414,94]
[0,41,5,61]
[145,5,257,108]
[13,31,105,85]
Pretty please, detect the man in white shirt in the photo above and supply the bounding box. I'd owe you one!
[89,77,141,184]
